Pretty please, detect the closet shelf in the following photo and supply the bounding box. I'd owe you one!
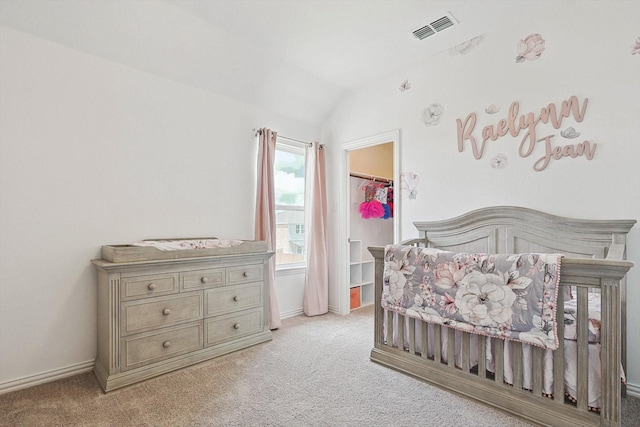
[349,240,374,310]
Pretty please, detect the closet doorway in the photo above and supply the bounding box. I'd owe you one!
[338,130,400,315]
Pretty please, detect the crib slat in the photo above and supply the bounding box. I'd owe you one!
[576,286,589,410]
[494,339,504,385]
[553,289,565,404]
[434,325,442,363]
[447,328,455,368]
[421,320,429,360]
[386,310,393,347]
[532,346,543,395]
[477,337,486,378]
[462,332,470,373]
[408,318,416,354]
[513,341,523,389]
[397,313,405,350]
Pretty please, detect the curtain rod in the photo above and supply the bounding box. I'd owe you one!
[349,172,393,183]
[253,129,312,148]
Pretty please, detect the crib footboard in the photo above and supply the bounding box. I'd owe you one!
[369,247,632,427]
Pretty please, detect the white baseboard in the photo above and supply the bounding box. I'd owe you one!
[279,308,304,319]
[0,360,94,395]
[627,382,640,398]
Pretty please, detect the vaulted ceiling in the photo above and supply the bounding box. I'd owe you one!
[1,0,550,126]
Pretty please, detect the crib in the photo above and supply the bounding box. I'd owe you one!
[369,206,635,427]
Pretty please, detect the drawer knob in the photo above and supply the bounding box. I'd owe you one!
[163,341,171,348]
[234,323,240,329]
[201,276,209,283]
[148,283,156,290]
[243,272,250,277]
[233,296,240,302]
[163,308,171,315]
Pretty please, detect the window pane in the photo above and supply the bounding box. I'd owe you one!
[274,149,305,207]
[275,208,305,265]
[274,146,305,267]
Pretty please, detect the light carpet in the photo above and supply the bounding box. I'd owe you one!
[1,305,639,426]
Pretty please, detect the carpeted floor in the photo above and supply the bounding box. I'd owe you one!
[1,305,639,426]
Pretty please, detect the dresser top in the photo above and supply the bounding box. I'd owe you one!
[91,250,274,271]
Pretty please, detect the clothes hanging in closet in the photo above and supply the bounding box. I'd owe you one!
[359,180,393,220]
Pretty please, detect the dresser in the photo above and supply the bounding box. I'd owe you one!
[91,248,273,392]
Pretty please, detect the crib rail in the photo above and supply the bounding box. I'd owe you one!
[369,246,632,427]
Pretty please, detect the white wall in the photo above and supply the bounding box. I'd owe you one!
[0,26,316,388]
[323,3,640,392]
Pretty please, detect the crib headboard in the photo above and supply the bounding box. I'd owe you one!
[413,206,635,260]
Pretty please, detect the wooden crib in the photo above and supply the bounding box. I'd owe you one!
[369,206,635,427]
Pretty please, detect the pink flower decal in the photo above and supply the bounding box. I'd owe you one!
[632,37,640,55]
[516,33,545,63]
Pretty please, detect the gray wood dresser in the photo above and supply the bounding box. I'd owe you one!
[91,245,273,392]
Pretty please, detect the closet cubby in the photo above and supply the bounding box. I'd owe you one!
[349,239,375,310]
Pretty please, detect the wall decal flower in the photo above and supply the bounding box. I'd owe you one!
[560,127,581,139]
[400,172,419,200]
[449,35,485,55]
[632,37,640,55]
[516,33,545,63]
[485,104,501,114]
[422,103,444,126]
[490,154,508,169]
[399,79,411,91]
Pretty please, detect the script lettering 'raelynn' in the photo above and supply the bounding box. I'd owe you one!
[456,96,595,171]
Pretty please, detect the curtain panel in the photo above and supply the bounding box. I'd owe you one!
[303,144,329,316]
[255,128,281,329]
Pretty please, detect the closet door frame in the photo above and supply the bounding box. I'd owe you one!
[337,130,400,315]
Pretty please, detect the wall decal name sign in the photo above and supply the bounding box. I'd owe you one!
[456,96,594,171]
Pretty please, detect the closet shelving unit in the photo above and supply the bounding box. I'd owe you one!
[349,239,375,310]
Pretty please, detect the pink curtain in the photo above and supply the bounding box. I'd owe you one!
[255,128,281,329]
[303,144,329,316]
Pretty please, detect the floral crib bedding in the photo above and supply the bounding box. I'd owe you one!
[382,245,563,350]
[381,244,619,410]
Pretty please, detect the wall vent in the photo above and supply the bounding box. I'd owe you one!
[412,13,456,40]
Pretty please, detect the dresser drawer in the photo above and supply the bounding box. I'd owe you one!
[226,264,263,284]
[204,308,264,347]
[120,273,179,301]
[121,293,203,336]
[204,282,263,317]
[122,321,203,371]
[181,268,225,291]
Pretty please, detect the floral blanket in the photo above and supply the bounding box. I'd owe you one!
[382,245,563,350]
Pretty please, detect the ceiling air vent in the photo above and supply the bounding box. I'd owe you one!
[412,13,456,40]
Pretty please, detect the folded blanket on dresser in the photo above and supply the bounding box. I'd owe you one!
[132,239,244,251]
[382,245,563,350]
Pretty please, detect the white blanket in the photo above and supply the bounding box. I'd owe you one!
[132,239,244,251]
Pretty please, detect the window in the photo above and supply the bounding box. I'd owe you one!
[274,143,306,268]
